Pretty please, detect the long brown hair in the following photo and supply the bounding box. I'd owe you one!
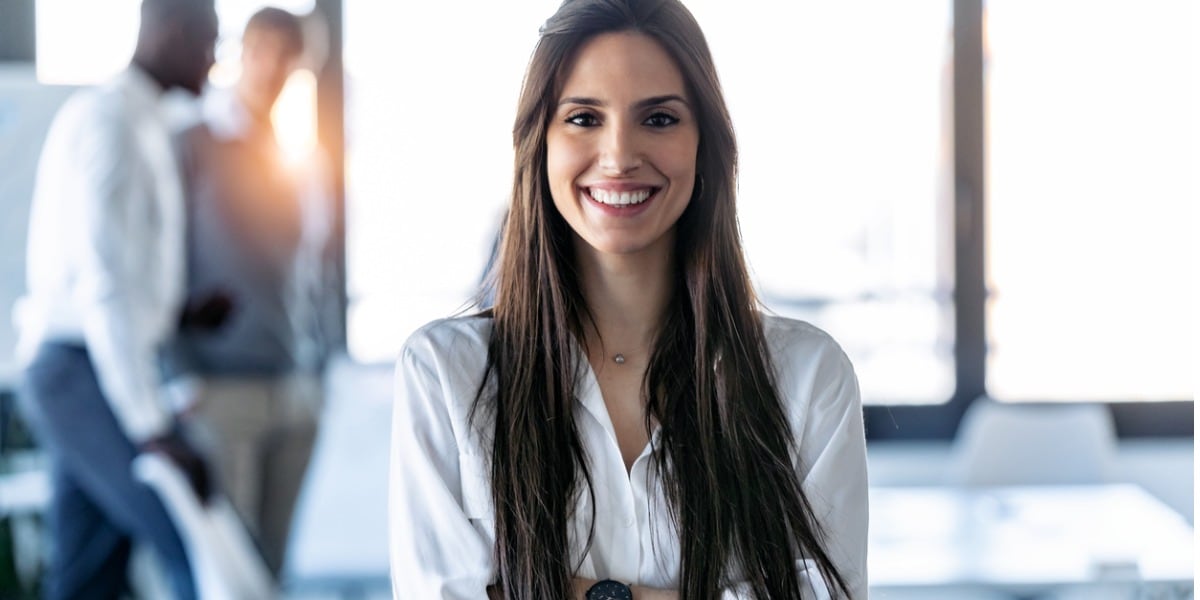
[478,0,851,597]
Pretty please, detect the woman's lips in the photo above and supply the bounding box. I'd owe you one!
[582,186,660,216]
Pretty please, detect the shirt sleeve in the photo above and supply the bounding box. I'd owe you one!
[389,340,495,598]
[723,338,869,600]
[72,105,173,442]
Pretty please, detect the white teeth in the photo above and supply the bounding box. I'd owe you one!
[589,188,653,206]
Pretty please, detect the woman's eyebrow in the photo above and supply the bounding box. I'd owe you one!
[559,96,604,107]
[557,94,690,109]
[634,94,689,109]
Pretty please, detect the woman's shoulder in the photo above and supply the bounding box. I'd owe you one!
[393,315,495,460]
[397,314,493,378]
[760,314,844,356]
[759,313,856,390]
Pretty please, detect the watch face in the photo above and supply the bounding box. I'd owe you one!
[587,579,633,600]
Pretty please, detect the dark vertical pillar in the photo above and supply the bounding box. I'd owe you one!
[952,0,987,410]
[863,0,987,440]
[313,0,346,353]
[0,0,37,62]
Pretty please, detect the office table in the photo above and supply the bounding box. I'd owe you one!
[868,484,1195,597]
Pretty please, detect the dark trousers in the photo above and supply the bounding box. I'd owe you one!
[17,343,197,600]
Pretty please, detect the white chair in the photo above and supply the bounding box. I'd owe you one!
[134,454,276,600]
[949,397,1117,486]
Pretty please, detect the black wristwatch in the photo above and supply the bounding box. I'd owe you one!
[586,579,633,600]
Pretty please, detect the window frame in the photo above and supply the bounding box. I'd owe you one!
[861,0,1192,440]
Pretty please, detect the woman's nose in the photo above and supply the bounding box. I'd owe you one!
[597,122,642,175]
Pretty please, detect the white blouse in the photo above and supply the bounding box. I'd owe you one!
[389,314,868,599]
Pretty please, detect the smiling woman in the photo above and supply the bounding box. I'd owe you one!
[388,1,868,599]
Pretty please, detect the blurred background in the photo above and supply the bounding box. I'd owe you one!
[0,0,1193,598]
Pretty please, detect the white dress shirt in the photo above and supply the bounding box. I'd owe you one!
[390,314,868,599]
[15,66,186,442]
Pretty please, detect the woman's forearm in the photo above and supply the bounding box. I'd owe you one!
[488,579,679,599]
[630,584,680,600]
[577,578,679,600]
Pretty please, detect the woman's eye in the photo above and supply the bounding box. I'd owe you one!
[644,112,679,128]
[566,113,599,127]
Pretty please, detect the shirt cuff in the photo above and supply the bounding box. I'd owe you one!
[163,375,201,414]
[121,403,174,444]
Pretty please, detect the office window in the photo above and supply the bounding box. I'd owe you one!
[34,0,318,157]
[35,0,141,84]
[984,0,1192,402]
[691,2,955,405]
[37,1,315,84]
[343,1,560,363]
[345,1,955,406]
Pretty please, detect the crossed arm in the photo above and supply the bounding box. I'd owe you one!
[486,580,678,600]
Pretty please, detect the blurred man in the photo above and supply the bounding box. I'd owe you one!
[14,1,221,598]
[166,6,334,576]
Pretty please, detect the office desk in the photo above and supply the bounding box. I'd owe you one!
[869,484,1195,597]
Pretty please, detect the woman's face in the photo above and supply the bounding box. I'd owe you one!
[546,31,700,259]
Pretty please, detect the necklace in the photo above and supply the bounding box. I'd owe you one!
[612,353,626,365]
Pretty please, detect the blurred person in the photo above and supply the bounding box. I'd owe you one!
[13,0,221,598]
[164,6,334,577]
[388,0,868,598]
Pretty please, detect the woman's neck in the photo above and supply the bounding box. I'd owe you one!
[575,235,674,363]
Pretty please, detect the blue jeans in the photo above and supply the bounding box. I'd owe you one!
[17,343,196,600]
